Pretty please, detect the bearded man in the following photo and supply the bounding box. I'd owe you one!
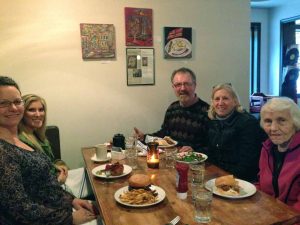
[134,67,209,152]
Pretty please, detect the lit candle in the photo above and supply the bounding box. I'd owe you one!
[147,142,159,169]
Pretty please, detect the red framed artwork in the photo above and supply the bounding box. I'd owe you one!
[125,7,153,46]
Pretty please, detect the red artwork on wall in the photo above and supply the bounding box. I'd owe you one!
[125,7,153,46]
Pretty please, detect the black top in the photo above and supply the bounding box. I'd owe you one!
[151,98,210,151]
[206,110,267,182]
[272,146,287,197]
[0,140,74,225]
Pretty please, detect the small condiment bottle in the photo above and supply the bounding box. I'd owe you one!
[175,162,189,199]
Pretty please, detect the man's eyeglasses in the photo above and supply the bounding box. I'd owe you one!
[0,99,24,108]
[173,82,194,89]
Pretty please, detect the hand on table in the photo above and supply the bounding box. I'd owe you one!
[72,198,98,214]
[72,207,97,225]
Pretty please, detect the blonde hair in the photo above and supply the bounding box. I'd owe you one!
[260,97,300,131]
[18,94,48,152]
[208,83,244,119]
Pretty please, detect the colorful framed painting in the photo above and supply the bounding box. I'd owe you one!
[80,23,116,59]
[164,27,192,59]
[125,7,153,46]
[126,48,155,86]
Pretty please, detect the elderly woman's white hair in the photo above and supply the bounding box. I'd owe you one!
[260,97,300,131]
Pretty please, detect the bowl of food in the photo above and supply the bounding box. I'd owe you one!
[175,151,207,164]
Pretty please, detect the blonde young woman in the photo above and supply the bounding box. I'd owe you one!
[18,94,92,198]
[19,94,68,184]
[206,83,266,182]
[0,76,98,225]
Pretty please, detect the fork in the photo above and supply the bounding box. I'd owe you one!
[166,216,181,225]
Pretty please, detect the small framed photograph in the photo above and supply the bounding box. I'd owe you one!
[126,48,155,86]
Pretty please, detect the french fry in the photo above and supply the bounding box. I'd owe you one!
[119,189,158,205]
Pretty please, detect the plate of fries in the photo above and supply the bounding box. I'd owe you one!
[114,185,166,207]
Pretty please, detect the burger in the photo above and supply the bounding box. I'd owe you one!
[128,174,152,191]
[215,175,240,196]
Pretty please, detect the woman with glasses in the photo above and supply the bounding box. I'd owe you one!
[257,97,300,212]
[206,83,266,182]
[0,76,98,224]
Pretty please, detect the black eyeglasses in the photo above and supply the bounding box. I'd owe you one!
[0,99,24,108]
[173,82,194,89]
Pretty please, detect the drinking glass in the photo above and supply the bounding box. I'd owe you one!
[164,147,177,168]
[125,136,138,169]
[194,187,213,223]
[190,162,205,186]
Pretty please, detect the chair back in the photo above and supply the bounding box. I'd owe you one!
[46,125,61,160]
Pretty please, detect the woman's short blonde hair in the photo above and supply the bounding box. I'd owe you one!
[208,83,244,119]
[18,94,48,151]
[260,97,300,131]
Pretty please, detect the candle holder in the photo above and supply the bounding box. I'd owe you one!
[147,142,159,169]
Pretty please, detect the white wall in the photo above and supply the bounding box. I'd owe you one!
[0,0,251,168]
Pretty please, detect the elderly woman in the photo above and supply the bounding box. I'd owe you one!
[257,97,300,211]
[0,76,97,224]
[206,83,266,182]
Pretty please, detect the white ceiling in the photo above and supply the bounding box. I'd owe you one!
[251,0,299,8]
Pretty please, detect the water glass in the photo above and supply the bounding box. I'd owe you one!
[191,182,204,202]
[190,162,205,185]
[165,147,177,168]
[125,137,138,169]
[194,188,213,223]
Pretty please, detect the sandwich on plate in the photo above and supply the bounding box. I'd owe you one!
[215,175,240,196]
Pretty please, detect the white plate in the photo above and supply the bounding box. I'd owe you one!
[114,185,166,207]
[158,140,178,148]
[91,153,111,163]
[165,38,192,57]
[92,164,132,179]
[205,178,257,199]
[175,152,207,164]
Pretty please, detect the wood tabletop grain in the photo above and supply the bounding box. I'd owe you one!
[82,147,299,225]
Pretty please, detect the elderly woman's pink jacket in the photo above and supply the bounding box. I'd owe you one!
[256,131,300,212]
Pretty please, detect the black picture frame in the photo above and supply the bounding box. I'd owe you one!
[126,48,155,86]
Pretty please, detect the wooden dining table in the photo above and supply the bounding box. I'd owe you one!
[82,147,300,225]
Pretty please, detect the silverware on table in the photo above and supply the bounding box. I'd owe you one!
[166,216,181,225]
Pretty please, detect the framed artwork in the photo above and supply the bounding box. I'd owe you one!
[164,27,192,59]
[80,23,116,59]
[126,48,155,86]
[125,7,153,46]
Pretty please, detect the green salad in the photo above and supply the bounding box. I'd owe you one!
[175,152,205,163]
